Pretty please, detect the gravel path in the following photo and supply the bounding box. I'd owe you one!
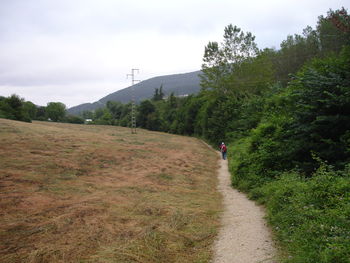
[212,156,277,263]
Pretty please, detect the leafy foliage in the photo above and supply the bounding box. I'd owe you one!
[200,24,261,98]
[258,165,350,263]
[317,7,350,55]
[230,45,350,262]
[287,46,350,170]
[0,94,31,122]
[152,85,165,101]
[231,46,350,183]
[64,115,85,124]
[46,102,67,122]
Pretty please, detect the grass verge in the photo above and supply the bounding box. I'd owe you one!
[229,138,350,263]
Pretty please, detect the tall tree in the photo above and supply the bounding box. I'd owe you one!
[0,94,30,122]
[152,85,165,101]
[137,100,156,128]
[275,26,320,83]
[82,110,93,119]
[23,101,37,120]
[286,46,350,170]
[317,7,350,55]
[106,101,123,120]
[201,24,260,98]
[46,102,66,122]
[35,106,46,120]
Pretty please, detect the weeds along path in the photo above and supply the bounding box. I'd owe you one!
[212,156,277,263]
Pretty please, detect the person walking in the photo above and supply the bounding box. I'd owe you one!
[220,142,227,160]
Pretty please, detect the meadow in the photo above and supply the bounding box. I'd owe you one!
[0,119,221,263]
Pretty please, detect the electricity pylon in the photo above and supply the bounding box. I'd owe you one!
[127,69,140,134]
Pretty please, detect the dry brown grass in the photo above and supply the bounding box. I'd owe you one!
[0,119,221,263]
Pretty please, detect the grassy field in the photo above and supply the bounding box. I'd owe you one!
[0,119,221,263]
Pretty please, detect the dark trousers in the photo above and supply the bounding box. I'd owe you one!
[221,151,227,160]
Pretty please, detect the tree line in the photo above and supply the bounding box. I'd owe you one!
[0,95,87,124]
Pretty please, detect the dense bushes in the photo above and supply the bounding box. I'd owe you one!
[0,94,32,122]
[229,47,350,262]
[64,115,85,124]
[231,47,350,185]
[251,164,350,263]
[288,47,350,171]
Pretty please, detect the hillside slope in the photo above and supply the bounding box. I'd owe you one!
[68,70,202,115]
[0,119,220,263]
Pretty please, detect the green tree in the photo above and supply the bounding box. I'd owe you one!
[93,108,106,120]
[137,100,156,128]
[145,111,162,131]
[46,102,66,122]
[0,94,30,122]
[158,92,178,132]
[286,46,350,170]
[64,115,85,124]
[119,102,132,127]
[35,106,46,121]
[100,111,113,125]
[235,46,350,180]
[179,95,203,135]
[93,107,113,125]
[225,49,275,98]
[317,7,350,55]
[23,101,37,120]
[201,24,259,97]
[82,110,93,119]
[152,85,165,101]
[275,26,320,83]
[106,101,124,120]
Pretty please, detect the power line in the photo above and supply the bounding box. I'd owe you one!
[127,68,140,134]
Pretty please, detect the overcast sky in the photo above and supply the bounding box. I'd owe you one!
[0,0,348,108]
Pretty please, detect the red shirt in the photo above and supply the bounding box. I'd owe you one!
[220,144,227,152]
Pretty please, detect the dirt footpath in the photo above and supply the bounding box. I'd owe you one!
[212,156,277,263]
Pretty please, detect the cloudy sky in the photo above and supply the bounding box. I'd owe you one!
[0,0,348,108]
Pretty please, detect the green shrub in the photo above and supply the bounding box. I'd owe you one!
[64,115,85,124]
[253,164,350,263]
[0,94,31,122]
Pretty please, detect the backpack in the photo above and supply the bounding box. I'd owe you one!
[221,145,227,152]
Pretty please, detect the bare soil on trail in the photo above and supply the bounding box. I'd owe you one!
[212,156,277,263]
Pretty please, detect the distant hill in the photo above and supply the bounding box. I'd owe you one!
[68,70,202,115]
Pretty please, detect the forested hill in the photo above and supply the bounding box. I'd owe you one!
[67,70,201,115]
